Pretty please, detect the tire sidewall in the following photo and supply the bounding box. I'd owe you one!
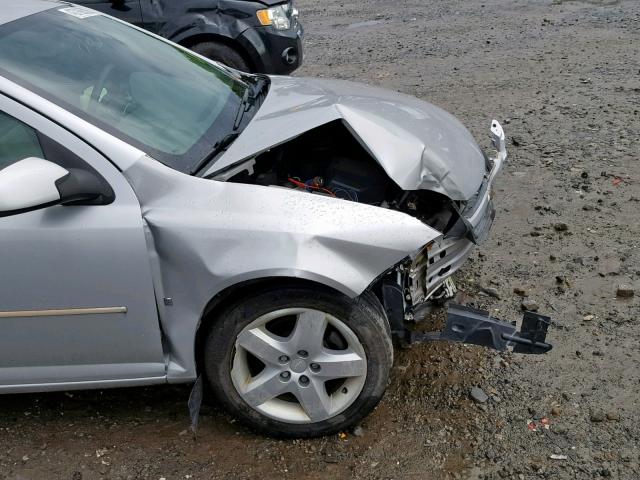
[191,42,249,72]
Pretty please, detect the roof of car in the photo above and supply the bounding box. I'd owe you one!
[0,0,62,26]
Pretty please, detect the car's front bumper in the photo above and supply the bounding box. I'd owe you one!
[237,22,304,75]
[461,120,507,243]
[410,121,507,303]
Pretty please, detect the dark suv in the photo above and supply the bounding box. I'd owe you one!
[74,0,303,74]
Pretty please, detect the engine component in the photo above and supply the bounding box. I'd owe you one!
[220,121,465,234]
[325,156,388,204]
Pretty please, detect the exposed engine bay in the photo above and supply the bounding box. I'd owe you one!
[215,120,468,236]
[209,118,504,342]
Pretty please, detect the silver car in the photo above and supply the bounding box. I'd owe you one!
[0,1,506,437]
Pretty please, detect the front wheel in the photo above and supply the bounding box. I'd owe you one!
[203,286,393,438]
[190,41,250,72]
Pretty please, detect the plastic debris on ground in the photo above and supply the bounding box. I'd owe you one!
[527,416,551,432]
[550,454,568,460]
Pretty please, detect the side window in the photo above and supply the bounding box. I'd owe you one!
[0,111,44,170]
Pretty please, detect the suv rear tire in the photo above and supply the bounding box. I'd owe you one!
[191,41,250,72]
[203,286,393,438]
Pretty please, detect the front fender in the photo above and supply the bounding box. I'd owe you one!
[124,157,440,380]
[161,15,233,45]
[154,1,258,44]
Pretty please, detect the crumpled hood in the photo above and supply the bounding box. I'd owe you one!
[204,76,486,201]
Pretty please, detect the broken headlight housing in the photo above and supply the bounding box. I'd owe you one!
[256,3,295,30]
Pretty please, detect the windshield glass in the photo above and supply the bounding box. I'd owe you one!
[0,6,254,173]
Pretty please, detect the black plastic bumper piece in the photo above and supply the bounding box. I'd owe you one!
[510,310,553,354]
[406,303,552,354]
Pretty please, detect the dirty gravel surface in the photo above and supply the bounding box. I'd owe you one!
[1,0,639,479]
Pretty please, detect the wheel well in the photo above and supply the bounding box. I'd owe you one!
[178,33,255,71]
[193,277,352,377]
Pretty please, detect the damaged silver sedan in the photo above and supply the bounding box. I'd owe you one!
[0,1,541,438]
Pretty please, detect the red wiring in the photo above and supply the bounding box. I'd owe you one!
[288,178,336,197]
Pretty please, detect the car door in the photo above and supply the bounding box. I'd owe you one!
[74,0,143,24]
[0,95,166,392]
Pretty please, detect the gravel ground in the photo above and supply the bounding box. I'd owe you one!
[1,0,639,479]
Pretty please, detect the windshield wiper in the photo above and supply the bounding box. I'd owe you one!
[233,88,255,131]
[190,132,240,175]
[193,78,269,176]
[250,75,270,104]
[233,76,270,130]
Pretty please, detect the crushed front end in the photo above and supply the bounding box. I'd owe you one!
[392,120,507,315]
[373,121,550,354]
[211,109,551,352]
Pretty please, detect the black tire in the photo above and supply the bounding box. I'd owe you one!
[203,285,393,438]
[190,41,250,72]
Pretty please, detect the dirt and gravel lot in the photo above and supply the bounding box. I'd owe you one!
[1,0,639,478]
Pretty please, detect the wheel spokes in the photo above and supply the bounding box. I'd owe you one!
[312,350,366,380]
[289,310,328,354]
[241,368,288,408]
[295,378,333,422]
[236,327,289,366]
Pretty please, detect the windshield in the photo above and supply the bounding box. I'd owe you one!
[0,6,258,174]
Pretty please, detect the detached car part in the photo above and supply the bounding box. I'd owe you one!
[0,2,550,439]
[406,304,552,355]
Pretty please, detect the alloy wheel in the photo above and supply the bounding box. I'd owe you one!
[230,308,367,424]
